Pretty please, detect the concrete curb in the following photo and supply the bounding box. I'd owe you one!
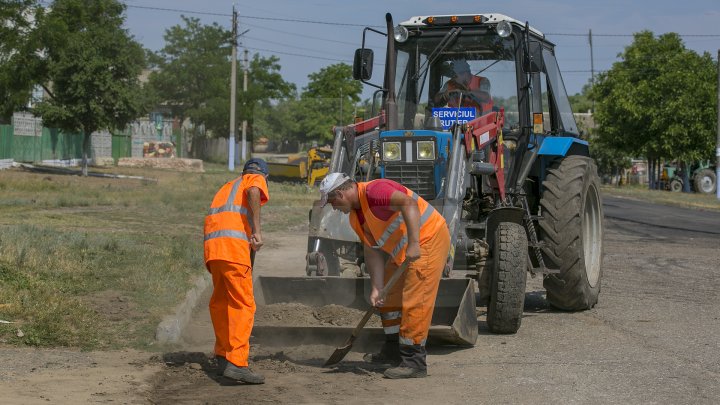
[155,272,212,344]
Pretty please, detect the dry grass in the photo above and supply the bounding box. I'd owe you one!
[0,164,316,349]
[601,184,720,212]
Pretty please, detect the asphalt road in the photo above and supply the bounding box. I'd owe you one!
[156,195,720,404]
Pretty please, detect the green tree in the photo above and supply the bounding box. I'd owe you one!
[592,31,717,173]
[148,16,230,138]
[149,19,295,143]
[240,53,296,144]
[568,82,593,114]
[298,63,362,142]
[0,0,147,174]
[0,0,43,121]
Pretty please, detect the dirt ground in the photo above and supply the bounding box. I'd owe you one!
[1,197,719,404]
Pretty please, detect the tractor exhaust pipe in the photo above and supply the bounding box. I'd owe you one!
[384,13,398,130]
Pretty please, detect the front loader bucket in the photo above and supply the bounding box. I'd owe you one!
[252,276,478,349]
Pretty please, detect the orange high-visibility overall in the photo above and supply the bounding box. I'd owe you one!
[204,173,268,367]
[349,181,450,346]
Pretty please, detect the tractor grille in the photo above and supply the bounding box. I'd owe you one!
[384,164,436,201]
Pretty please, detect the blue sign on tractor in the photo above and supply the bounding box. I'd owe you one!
[431,107,476,130]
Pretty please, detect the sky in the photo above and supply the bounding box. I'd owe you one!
[122,0,720,98]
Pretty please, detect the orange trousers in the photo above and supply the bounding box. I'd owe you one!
[208,260,255,367]
[379,226,451,346]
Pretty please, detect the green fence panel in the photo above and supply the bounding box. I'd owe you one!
[112,131,132,162]
[0,125,12,159]
[11,130,43,162]
[48,129,83,160]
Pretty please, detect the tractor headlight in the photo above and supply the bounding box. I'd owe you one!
[394,25,409,43]
[496,20,513,38]
[383,142,401,161]
[416,141,435,161]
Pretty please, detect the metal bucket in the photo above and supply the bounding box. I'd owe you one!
[252,276,478,350]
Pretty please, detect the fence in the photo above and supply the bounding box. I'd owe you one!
[0,113,177,163]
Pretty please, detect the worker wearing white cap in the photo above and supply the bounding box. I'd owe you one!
[319,172,450,379]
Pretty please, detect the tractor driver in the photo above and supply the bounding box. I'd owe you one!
[434,59,494,116]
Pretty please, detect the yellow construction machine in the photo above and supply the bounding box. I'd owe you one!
[266,146,332,186]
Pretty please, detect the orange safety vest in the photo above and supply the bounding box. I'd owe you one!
[349,181,447,265]
[204,173,269,267]
[447,76,494,115]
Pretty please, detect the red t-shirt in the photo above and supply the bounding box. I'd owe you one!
[356,179,407,223]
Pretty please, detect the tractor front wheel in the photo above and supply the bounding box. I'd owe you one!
[539,156,604,310]
[486,222,527,334]
[669,179,683,192]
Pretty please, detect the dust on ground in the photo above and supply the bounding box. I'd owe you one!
[255,303,382,327]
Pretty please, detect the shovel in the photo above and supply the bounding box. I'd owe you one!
[324,259,410,367]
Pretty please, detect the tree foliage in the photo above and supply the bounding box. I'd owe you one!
[0,0,148,174]
[0,0,44,121]
[568,83,593,114]
[147,16,230,135]
[591,31,717,163]
[255,63,361,144]
[148,19,295,140]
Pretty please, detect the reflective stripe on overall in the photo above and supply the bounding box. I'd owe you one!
[204,175,256,267]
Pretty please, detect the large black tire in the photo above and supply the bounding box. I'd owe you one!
[539,156,604,310]
[487,222,527,334]
[669,179,683,192]
[693,169,716,194]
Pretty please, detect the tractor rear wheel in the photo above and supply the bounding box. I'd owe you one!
[693,169,716,194]
[539,156,604,310]
[486,222,527,334]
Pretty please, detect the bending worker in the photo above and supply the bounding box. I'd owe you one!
[204,158,270,384]
[319,173,451,379]
[434,59,493,115]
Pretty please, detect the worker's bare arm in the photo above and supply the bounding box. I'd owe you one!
[246,186,263,250]
[364,243,387,306]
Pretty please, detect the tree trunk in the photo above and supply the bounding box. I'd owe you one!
[681,161,689,193]
[81,131,90,176]
[648,158,655,190]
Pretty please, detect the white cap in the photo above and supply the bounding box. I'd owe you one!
[319,172,351,206]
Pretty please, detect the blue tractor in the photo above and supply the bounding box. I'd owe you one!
[257,13,604,343]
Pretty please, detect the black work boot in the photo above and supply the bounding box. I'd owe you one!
[383,343,427,379]
[363,333,401,366]
[215,356,228,376]
[223,362,265,384]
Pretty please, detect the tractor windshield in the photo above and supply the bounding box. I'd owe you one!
[393,30,519,132]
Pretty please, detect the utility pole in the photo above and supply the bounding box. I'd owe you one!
[339,87,343,125]
[241,48,249,161]
[589,29,595,112]
[716,50,720,200]
[228,6,238,171]
[589,29,595,84]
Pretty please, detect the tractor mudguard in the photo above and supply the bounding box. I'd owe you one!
[537,137,589,157]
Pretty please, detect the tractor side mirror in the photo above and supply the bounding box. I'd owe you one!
[353,48,374,80]
[523,40,545,73]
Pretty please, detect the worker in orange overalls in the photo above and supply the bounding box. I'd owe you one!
[319,173,451,379]
[434,59,494,116]
[204,158,269,384]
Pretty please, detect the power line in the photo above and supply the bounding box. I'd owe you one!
[124,4,374,27]
[247,46,352,63]
[241,21,358,46]
[547,32,720,37]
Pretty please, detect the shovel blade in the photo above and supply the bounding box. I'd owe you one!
[324,342,353,367]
